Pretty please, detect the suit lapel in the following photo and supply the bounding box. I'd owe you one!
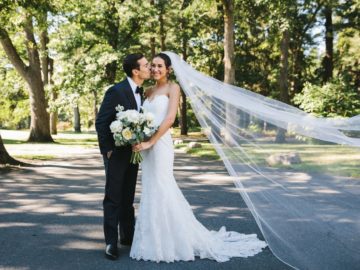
[122,78,138,110]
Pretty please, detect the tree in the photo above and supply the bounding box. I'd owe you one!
[289,1,323,95]
[51,0,146,130]
[48,58,58,134]
[294,77,360,117]
[0,3,53,142]
[0,134,20,165]
[322,2,334,83]
[256,0,297,142]
[222,0,235,85]
[0,55,30,129]
[178,0,192,135]
[222,0,237,144]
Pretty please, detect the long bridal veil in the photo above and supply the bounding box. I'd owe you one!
[164,51,360,270]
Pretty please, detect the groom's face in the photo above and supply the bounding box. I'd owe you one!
[134,57,151,80]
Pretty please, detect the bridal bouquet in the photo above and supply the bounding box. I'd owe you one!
[110,105,157,164]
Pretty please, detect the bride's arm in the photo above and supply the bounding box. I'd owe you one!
[134,84,181,151]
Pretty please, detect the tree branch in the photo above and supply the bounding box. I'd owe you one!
[23,14,41,71]
[302,1,324,36]
[40,30,49,85]
[0,27,29,79]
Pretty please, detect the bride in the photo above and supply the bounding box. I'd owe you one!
[130,53,267,263]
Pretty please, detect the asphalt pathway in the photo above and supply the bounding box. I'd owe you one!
[0,149,292,270]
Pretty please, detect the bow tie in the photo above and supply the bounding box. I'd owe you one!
[135,86,144,96]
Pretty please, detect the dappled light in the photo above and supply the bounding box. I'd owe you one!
[0,148,289,269]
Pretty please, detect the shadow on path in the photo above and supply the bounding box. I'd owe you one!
[0,149,291,270]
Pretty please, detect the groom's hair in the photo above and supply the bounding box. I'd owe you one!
[123,53,144,77]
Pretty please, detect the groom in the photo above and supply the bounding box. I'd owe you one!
[95,53,150,260]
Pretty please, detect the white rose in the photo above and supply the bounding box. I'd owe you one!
[147,119,156,128]
[139,113,146,124]
[110,120,123,133]
[126,110,140,123]
[116,111,126,120]
[143,127,151,136]
[145,112,154,122]
[132,112,141,124]
[122,128,132,141]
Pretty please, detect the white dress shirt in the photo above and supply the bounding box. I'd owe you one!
[127,77,141,111]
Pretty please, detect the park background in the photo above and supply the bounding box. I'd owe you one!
[0,0,359,165]
[0,1,359,270]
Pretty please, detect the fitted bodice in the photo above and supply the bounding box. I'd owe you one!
[143,95,169,127]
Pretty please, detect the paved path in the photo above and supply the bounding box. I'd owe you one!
[0,148,291,270]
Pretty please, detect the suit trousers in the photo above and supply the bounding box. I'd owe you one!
[102,147,138,246]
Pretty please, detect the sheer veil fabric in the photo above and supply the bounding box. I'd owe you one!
[164,51,360,270]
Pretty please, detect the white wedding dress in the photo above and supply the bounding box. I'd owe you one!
[130,95,267,263]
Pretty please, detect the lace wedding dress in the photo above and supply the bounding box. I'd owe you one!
[130,95,267,263]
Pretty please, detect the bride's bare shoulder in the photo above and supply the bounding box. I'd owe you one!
[168,82,180,94]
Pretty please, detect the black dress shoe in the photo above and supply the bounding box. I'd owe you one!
[105,244,118,260]
[120,239,132,246]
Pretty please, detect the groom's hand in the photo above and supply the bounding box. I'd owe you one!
[107,150,113,159]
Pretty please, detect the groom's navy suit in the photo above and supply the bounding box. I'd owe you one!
[95,78,142,247]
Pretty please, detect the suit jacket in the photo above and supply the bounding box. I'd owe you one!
[95,78,142,155]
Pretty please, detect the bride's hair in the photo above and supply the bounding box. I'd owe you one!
[154,53,172,68]
[154,53,172,80]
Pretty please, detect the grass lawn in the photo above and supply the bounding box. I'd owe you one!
[175,143,220,160]
[1,129,98,161]
[171,127,207,140]
[12,154,57,160]
[2,129,359,177]
[175,142,360,178]
[1,129,98,146]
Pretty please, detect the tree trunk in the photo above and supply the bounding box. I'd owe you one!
[105,62,117,84]
[50,111,58,135]
[179,0,191,136]
[293,47,304,95]
[0,15,52,142]
[223,0,235,85]
[50,90,58,135]
[159,3,166,51]
[74,106,81,133]
[40,33,49,86]
[150,0,156,58]
[0,134,20,165]
[179,76,188,135]
[222,0,236,144]
[279,29,290,104]
[276,28,290,143]
[49,58,57,135]
[322,5,333,83]
[150,37,156,58]
[27,70,52,142]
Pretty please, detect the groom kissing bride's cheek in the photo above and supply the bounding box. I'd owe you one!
[95,52,266,262]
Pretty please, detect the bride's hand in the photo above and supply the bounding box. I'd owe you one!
[133,142,153,152]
